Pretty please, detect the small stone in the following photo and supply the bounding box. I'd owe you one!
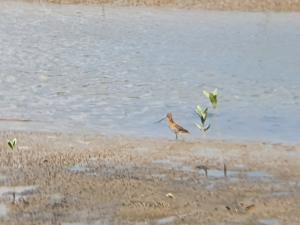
[166,193,175,199]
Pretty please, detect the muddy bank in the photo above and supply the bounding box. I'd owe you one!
[0,131,299,224]
[24,0,300,11]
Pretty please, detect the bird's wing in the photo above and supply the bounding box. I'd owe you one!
[175,123,189,133]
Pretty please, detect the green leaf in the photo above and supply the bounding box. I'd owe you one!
[203,90,210,99]
[196,105,208,117]
[12,138,17,146]
[200,116,205,125]
[195,105,208,124]
[203,89,218,108]
[213,88,218,96]
[8,141,13,150]
[195,123,204,130]
[203,107,208,119]
[196,105,202,113]
[7,138,17,150]
[209,94,218,108]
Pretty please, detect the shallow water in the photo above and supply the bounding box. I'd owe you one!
[0,204,7,218]
[0,2,299,143]
[206,169,272,180]
[62,223,90,225]
[0,185,38,196]
[68,164,89,173]
[259,219,282,225]
[0,185,38,204]
[155,216,177,225]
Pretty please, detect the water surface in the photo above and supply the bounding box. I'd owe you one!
[0,2,299,143]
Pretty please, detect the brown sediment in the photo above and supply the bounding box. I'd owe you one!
[23,0,300,11]
[0,131,299,224]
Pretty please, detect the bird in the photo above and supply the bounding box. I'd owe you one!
[166,112,189,140]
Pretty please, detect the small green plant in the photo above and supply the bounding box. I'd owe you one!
[203,89,218,108]
[7,138,17,150]
[195,105,208,124]
[195,105,210,132]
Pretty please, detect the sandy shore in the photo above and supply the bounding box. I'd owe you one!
[0,131,299,224]
[22,0,300,11]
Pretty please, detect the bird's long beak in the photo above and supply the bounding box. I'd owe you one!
[154,116,166,124]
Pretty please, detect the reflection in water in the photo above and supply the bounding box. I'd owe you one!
[0,2,299,143]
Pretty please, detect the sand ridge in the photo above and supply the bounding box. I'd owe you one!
[22,0,300,11]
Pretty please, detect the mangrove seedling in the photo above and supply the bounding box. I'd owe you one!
[195,105,208,124]
[195,105,210,132]
[203,89,218,108]
[7,138,17,151]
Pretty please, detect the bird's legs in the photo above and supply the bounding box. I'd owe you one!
[175,133,178,140]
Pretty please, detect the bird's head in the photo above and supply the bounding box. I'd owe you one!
[166,112,173,121]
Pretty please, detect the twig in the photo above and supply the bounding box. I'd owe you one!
[224,163,227,177]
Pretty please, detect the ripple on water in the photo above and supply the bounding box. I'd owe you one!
[0,2,299,143]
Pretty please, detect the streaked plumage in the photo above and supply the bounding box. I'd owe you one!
[166,112,189,140]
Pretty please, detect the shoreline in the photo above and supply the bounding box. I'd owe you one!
[0,130,299,224]
[22,0,300,12]
[1,126,299,146]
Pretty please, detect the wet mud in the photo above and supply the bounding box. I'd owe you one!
[0,131,299,224]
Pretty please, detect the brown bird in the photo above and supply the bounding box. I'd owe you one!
[166,112,189,140]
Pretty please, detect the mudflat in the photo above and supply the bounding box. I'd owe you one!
[0,131,299,224]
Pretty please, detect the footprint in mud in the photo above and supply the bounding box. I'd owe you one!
[123,200,170,209]
[225,202,256,214]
